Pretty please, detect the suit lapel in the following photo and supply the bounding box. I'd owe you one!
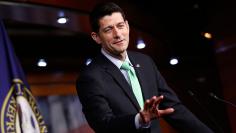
[97,54,141,111]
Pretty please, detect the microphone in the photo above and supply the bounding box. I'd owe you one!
[187,90,225,133]
[209,92,236,109]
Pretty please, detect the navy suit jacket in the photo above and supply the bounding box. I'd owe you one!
[76,51,213,133]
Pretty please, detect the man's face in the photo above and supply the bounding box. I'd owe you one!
[91,12,130,57]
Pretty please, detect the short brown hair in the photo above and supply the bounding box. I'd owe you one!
[89,2,126,33]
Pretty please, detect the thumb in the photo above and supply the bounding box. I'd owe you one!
[158,108,174,117]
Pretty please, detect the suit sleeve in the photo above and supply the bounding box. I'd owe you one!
[76,67,143,133]
[148,57,214,133]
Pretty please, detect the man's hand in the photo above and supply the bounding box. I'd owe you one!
[139,95,174,124]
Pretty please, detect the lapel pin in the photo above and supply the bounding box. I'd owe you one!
[135,64,140,68]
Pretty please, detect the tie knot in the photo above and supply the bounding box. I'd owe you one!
[121,61,131,71]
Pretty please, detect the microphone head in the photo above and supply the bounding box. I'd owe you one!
[209,92,214,97]
[187,90,194,96]
[209,92,218,99]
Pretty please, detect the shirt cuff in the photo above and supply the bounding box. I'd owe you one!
[135,113,151,129]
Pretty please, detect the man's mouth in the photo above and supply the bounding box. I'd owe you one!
[113,40,124,44]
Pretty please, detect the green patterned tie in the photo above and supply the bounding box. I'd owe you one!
[121,61,144,109]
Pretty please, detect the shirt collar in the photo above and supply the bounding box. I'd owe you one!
[101,48,131,69]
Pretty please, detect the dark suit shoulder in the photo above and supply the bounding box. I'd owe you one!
[79,59,102,75]
[128,51,151,59]
[78,53,112,78]
[128,51,156,67]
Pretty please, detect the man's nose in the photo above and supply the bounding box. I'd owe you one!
[113,27,121,38]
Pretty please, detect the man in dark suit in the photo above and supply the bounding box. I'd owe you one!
[76,2,213,133]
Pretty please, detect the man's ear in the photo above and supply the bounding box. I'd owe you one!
[91,32,101,44]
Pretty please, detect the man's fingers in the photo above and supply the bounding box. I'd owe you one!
[156,95,164,102]
[148,97,156,110]
[144,97,156,111]
[152,95,163,110]
[143,99,150,111]
[144,95,164,111]
[158,108,175,117]
[139,111,150,124]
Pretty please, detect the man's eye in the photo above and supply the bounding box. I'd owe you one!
[104,28,112,33]
[117,25,125,29]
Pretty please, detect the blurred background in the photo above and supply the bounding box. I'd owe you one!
[0,0,236,132]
